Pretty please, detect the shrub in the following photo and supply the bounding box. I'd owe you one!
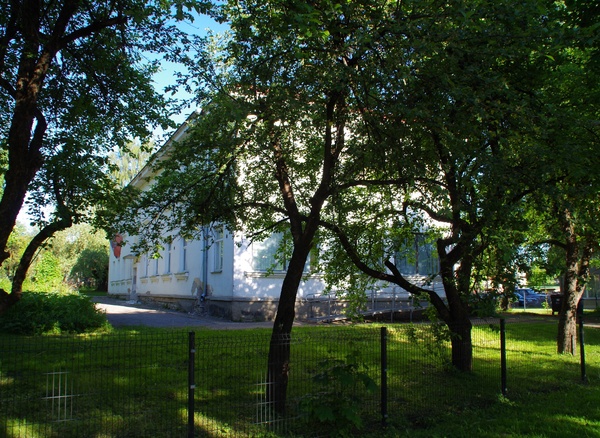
[0,291,110,335]
[298,349,377,437]
[70,248,109,291]
[32,252,63,287]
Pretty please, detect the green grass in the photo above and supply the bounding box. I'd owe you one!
[1,319,599,437]
[396,320,600,438]
[79,289,108,297]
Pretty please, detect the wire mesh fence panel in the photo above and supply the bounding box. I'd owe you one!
[190,321,502,436]
[193,330,272,437]
[385,319,502,429]
[7,318,592,437]
[192,327,382,437]
[284,327,382,437]
[0,332,189,438]
[503,319,588,399]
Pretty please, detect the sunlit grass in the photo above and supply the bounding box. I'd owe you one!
[1,320,599,437]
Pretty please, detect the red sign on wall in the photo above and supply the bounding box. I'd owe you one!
[111,234,123,258]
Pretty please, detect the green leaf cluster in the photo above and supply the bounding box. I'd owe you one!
[299,348,377,436]
[0,291,109,335]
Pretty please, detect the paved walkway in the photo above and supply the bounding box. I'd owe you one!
[93,296,275,329]
[94,296,600,330]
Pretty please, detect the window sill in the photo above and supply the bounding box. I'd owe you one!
[174,272,189,281]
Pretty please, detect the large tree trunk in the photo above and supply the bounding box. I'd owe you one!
[0,125,44,266]
[557,291,580,354]
[449,319,473,371]
[436,288,473,371]
[264,88,343,414]
[556,274,585,354]
[436,237,476,372]
[0,6,51,265]
[0,0,82,270]
[0,289,21,315]
[556,209,591,354]
[0,170,39,312]
[383,239,476,372]
[267,245,311,414]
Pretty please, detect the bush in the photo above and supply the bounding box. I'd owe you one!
[0,291,110,335]
[299,350,377,437]
[32,252,63,288]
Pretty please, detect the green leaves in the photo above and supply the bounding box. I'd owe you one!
[299,349,377,435]
[117,1,596,343]
[0,1,215,309]
[0,291,109,335]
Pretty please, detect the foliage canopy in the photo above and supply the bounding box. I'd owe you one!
[0,0,212,312]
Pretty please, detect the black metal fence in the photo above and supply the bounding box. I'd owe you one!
[0,318,591,437]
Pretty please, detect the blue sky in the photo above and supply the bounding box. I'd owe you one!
[151,13,229,134]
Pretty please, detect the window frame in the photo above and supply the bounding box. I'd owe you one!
[212,227,224,273]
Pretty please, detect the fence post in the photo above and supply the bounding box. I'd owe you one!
[500,319,507,396]
[381,327,388,428]
[188,332,196,438]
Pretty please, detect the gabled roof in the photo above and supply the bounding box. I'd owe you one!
[128,111,199,189]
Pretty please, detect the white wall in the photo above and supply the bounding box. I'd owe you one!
[108,231,232,299]
[231,233,326,300]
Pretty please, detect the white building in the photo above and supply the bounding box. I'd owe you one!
[109,225,335,320]
[107,119,444,321]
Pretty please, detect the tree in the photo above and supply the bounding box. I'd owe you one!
[318,0,563,371]
[31,251,63,288]
[524,185,600,355]
[550,0,600,355]
[108,139,156,188]
[47,223,110,290]
[115,0,573,409]
[522,9,600,353]
[117,0,416,413]
[70,248,110,291]
[0,0,211,313]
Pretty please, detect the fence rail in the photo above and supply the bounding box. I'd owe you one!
[0,318,591,437]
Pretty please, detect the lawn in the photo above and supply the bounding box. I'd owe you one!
[1,314,599,437]
[401,317,600,438]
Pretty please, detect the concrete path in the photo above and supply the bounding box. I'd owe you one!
[94,296,600,330]
[93,296,275,330]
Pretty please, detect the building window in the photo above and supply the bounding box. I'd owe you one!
[165,241,172,274]
[251,232,319,273]
[252,233,289,272]
[213,227,224,272]
[252,233,285,271]
[395,234,439,276]
[141,253,148,277]
[179,236,188,272]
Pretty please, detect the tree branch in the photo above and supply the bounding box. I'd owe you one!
[60,15,128,47]
[319,218,439,298]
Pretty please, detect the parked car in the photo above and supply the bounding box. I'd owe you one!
[513,290,539,306]
[516,288,546,303]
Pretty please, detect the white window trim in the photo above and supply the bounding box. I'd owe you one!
[212,227,224,273]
